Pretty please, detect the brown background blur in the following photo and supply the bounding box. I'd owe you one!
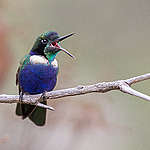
[0,0,150,149]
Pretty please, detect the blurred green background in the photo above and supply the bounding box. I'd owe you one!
[0,0,150,149]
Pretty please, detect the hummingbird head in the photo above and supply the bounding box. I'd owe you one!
[31,31,59,55]
[44,33,75,61]
[31,31,75,60]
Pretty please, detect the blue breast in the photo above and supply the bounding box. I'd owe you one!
[19,64,58,94]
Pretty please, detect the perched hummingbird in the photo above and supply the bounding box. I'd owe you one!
[16,31,75,126]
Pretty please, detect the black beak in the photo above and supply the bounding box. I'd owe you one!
[54,33,75,43]
[52,33,75,59]
[59,46,75,59]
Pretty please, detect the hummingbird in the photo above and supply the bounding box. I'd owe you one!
[16,31,75,126]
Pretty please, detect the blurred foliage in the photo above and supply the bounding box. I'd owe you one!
[0,0,150,149]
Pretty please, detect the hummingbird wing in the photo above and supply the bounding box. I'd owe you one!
[16,54,31,116]
[16,54,31,88]
[16,67,20,86]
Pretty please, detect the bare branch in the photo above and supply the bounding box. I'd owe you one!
[119,83,150,101]
[126,73,150,85]
[37,103,55,111]
[1,73,150,110]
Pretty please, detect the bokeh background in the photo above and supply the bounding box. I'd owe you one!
[0,0,150,149]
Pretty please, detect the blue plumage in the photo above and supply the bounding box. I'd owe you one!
[19,64,58,94]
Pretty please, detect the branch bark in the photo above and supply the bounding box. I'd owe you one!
[1,73,150,110]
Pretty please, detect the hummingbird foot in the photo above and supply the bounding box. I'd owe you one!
[27,91,48,118]
[19,91,24,102]
[40,91,47,102]
[37,91,55,111]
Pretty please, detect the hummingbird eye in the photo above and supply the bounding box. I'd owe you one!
[41,39,48,44]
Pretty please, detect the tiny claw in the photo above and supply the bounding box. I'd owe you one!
[40,91,47,101]
[19,92,24,102]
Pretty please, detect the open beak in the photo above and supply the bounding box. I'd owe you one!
[54,33,76,59]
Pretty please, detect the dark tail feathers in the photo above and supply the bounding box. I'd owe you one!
[16,101,47,126]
